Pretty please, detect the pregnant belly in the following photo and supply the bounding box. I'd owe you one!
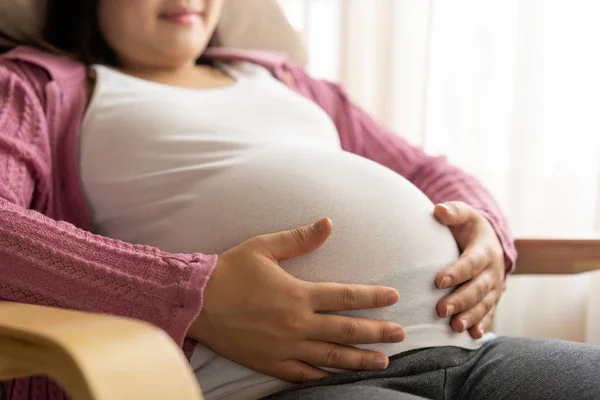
[116,147,465,348]
[99,146,480,399]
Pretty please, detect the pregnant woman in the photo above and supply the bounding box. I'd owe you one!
[0,1,598,400]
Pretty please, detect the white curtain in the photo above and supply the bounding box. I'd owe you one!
[280,0,600,343]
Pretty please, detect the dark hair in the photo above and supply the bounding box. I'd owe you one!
[43,0,214,66]
[43,0,118,65]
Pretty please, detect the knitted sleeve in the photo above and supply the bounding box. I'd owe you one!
[0,65,218,346]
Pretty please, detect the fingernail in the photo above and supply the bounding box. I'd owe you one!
[461,319,469,331]
[391,327,405,342]
[312,219,324,232]
[375,356,389,370]
[386,291,398,304]
[440,277,453,289]
[479,324,485,334]
[445,304,455,317]
[438,203,453,215]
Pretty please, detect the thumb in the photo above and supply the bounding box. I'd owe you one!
[434,202,477,226]
[260,218,333,261]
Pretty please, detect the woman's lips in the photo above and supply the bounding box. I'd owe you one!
[160,9,203,25]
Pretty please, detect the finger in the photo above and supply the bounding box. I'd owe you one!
[450,291,498,334]
[275,360,332,383]
[307,314,405,344]
[433,201,478,226]
[297,341,389,371]
[308,282,400,312]
[436,245,491,289]
[437,270,495,318]
[469,306,496,339]
[259,217,332,261]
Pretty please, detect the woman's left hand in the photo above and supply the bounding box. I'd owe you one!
[433,201,505,339]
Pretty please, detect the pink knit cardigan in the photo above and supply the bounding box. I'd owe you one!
[0,46,516,400]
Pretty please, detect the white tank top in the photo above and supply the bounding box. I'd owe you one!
[80,63,488,400]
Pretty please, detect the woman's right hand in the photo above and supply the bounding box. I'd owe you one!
[189,218,405,383]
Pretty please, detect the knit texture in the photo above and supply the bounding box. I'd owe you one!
[0,46,517,400]
[0,52,217,400]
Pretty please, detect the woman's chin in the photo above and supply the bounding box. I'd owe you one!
[154,38,209,66]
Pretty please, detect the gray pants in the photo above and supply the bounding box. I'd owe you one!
[263,337,600,400]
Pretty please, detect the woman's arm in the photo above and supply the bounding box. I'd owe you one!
[0,65,217,347]
[284,68,517,277]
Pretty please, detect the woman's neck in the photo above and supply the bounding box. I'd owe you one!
[118,58,196,78]
[115,61,237,90]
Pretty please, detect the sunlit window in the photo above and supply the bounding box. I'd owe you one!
[277,0,307,32]
[277,0,342,81]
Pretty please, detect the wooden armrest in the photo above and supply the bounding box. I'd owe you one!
[513,239,600,275]
[0,302,203,400]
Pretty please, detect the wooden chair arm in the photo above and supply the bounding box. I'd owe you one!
[513,239,600,275]
[0,302,203,400]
